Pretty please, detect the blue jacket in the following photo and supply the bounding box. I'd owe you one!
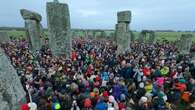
[95,102,108,110]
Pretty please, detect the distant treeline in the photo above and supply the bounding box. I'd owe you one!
[0,27,47,31]
[0,27,115,32]
[153,30,195,32]
[0,27,194,33]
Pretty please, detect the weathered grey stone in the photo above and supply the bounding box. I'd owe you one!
[117,11,131,23]
[20,9,43,52]
[39,23,44,38]
[100,31,106,39]
[20,9,42,22]
[94,31,103,39]
[71,31,76,38]
[148,32,155,43]
[115,10,132,54]
[85,31,89,38]
[175,39,181,50]
[130,31,135,42]
[0,98,10,110]
[0,31,10,44]
[25,19,42,51]
[0,48,26,110]
[109,32,114,40]
[93,31,96,38]
[179,34,192,54]
[47,1,72,57]
[138,33,144,43]
[139,30,155,43]
[116,31,131,53]
[39,24,45,45]
[88,31,93,38]
[115,23,129,32]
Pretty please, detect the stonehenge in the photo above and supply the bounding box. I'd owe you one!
[178,34,193,54]
[115,11,131,54]
[1,1,195,110]
[0,31,10,44]
[138,30,155,43]
[20,9,43,52]
[47,0,72,57]
[0,48,26,110]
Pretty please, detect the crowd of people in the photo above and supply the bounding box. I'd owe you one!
[1,37,195,110]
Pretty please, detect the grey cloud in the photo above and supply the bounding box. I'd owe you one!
[0,0,194,30]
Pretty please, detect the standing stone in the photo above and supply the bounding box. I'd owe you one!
[179,34,193,54]
[109,32,114,40]
[115,11,131,54]
[175,39,181,49]
[148,31,155,43]
[93,31,96,38]
[0,48,26,110]
[140,30,148,43]
[20,9,43,52]
[138,32,144,43]
[85,30,89,38]
[71,31,76,38]
[0,31,10,44]
[139,30,155,43]
[82,30,85,38]
[88,31,93,38]
[96,31,102,39]
[47,1,71,57]
[130,31,135,43]
[100,31,106,39]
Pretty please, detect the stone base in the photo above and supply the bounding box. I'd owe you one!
[0,32,10,44]
[0,48,26,110]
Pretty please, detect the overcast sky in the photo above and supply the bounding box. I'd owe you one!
[0,0,194,31]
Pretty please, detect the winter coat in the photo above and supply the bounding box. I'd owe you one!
[112,84,121,100]
[95,102,108,110]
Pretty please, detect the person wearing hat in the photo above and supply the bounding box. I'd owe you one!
[108,95,119,110]
[136,96,149,110]
[118,94,127,110]
[28,102,37,110]
[174,79,187,92]
[172,66,184,79]
[160,66,169,76]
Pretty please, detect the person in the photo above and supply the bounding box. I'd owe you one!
[71,100,80,110]
[95,97,108,110]
[1,36,195,110]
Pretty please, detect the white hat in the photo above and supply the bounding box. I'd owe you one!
[28,102,37,110]
[139,82,144,88]
[178,66,182,69]
[58,66,63,71]
[143,76,147,81]
[140,96,148,103]
[163,95,168,102]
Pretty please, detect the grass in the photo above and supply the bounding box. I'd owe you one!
[3,30,195,42]
[6,30,26,38]
[133,31,195,42]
